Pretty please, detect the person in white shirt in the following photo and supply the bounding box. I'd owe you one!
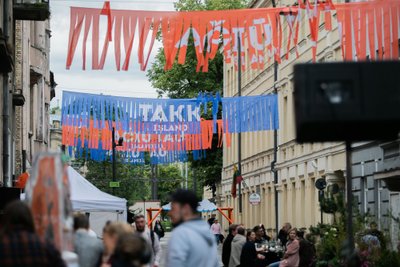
[211,219,222,244]
[133,214,161,267]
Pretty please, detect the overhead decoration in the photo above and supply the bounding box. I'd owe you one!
[336,0,399,61]
[222,95,279,133]
[61,91,278,164]
[66,0,399,72]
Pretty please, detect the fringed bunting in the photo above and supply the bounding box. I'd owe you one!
[221,94,278,134]
[305,0,320,62]
[100,1,112,41]
[323,0,335,31]
[336,0,400,61]
[61,91,278,164]
[66,1,400,72]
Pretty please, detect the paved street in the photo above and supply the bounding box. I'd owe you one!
[158,231,224,267]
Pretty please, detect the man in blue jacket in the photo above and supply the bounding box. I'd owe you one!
[166,189,219,267]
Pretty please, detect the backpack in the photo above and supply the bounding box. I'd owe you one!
[150,230,155,246]
[155,223,165,238]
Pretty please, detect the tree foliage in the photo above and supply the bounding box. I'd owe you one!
[147,0,247,192]
[157,164,183,204]
[73,153,183,206]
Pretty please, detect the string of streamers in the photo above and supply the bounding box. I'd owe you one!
[71,145,197,165]
[66,1,399,72]
[336,0,399,61]
[61,91,278,164]
[62,119,230,152]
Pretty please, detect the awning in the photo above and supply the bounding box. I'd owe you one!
[162,199,217,213]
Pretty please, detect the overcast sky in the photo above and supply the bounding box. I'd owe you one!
[50,0,176,107]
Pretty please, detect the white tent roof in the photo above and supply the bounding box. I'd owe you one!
[162,199,217,212]
[68,166,127,212]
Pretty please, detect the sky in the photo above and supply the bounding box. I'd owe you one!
[49,0,176,108]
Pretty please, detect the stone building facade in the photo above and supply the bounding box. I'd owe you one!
[217,0,399,243]
[219,0,349,234]
[0,1,53,185]
[49,110,62,151]
[352,140,400,250]
[14,18,54,177]
[1,0,16,186]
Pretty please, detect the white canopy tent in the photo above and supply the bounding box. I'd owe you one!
[67,166,127,236]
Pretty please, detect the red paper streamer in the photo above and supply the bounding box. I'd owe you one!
[66,1,400,72]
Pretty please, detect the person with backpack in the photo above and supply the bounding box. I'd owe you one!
[133,214,161,267]
[154,219,165,239]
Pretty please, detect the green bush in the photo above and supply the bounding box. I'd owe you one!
[375,250,400,267]
[161,220,172,232]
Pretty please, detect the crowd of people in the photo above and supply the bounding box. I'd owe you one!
[0,189,320,267]
[0,189,221,267]
[221,222,316,267]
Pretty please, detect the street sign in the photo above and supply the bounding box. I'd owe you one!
[249,193,261,205]
[109,181,120,188]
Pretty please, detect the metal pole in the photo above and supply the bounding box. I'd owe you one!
[112,127,116,195]
[271,0,280,236]
[2,0,10,187]
[180,162,184,188]
[193,168,197,193]
[237,35,243,213]
[155,164,158,199]
[185,161,188,189]
[2,73,9,188]
[151,164,155,200]
[345,141,354,255]
[272,78,279,235]
[151,164,158,200]
[320,193,324,224]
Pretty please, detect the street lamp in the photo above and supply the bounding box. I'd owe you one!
[112,127,123,195]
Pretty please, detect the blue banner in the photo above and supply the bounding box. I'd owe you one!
[61,91,279,164]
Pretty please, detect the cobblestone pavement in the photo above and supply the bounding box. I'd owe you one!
[158,232,224,267]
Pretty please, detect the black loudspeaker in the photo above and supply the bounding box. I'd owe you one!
[294,61,400,142]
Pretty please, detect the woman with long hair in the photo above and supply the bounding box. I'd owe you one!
[268,228,300,267]
[97,222,134,267]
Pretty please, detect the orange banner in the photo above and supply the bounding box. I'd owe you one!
[66,1,400,72]
[62,119,231,152]
[336,0,399,61]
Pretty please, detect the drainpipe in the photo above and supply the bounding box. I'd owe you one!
[2,0,11,187]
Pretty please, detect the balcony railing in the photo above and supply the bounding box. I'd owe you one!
[14,0,50,21]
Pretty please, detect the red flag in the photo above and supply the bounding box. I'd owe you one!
[231,165,243,198]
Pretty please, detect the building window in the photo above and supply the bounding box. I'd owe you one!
[382,143,400,160]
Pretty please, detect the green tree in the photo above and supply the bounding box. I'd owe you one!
[73,150,185,206]
[147,0,247,193]
[157,164,183,204]
[82,158,151,205]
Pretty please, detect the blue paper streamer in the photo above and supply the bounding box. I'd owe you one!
[61,91,279,165]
